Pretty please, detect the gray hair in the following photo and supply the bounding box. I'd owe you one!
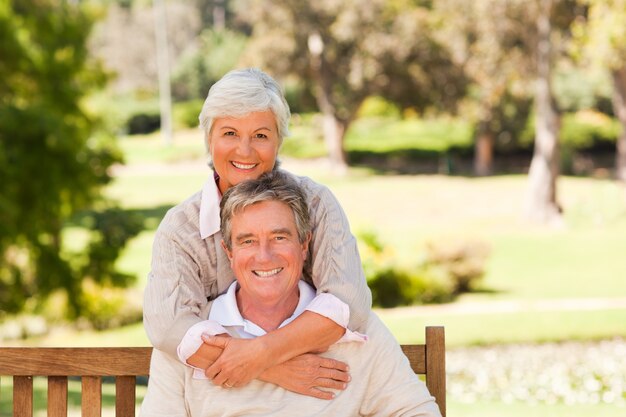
[199,68,291,145]
[220,171,311,251]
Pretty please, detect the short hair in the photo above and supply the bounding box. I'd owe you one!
[220,171,310,251]
[199,68,291,144]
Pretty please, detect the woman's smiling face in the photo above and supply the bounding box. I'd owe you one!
[209,110,280,194]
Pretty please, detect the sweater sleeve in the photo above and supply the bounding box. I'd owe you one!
[303,176,372,332]
[143,197,229,356]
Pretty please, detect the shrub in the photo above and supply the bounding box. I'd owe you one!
[127,112,161,135]
[79,280,142,331]
[560,110,620,150]
[173,99,204,129]
[358,230,489,308]
[423,240,490,293]
[357,96,402,119]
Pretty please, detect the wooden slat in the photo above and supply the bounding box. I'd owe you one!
[82,376,102,417]
[426,326,446,417]
[116,376,137,417]
[0,347,152,376]
[400,344,426,374]
[48,376,68,417]
[13,376,33,417]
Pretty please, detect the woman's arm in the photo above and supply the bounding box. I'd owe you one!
[203,311,344,386]
[301,175,372,331]
[144,198,232,356]
[189,332,350,400]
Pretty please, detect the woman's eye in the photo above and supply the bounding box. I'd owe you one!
[224,131,236,136]
[255,133,267,139]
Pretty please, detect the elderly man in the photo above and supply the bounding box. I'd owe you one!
[141,171,442,417]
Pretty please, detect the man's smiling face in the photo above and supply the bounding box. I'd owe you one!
[224,200,309,307]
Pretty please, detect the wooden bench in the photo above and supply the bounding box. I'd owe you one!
[0,326,445,417]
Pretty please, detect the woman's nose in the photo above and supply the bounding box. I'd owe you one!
[236,137,252,157]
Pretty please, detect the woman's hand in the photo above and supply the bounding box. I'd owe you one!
[202,335,271,388]
[260,353,350,400]
[185,337,226,369]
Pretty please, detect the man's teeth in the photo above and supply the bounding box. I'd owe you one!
[254,267,283,277]
[232,161,257,169]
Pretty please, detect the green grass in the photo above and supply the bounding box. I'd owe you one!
[377,308,626,346]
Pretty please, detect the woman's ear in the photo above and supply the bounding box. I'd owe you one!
[301,232,311,259]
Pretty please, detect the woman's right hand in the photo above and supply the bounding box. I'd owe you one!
[260,353,351,400]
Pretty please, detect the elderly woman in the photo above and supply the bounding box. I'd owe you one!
[143,68,371,397]
[141,171,441,417]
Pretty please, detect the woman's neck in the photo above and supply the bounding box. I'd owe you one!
[236,288,300,333]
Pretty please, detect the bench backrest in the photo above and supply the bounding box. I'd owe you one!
[0,326,445,417]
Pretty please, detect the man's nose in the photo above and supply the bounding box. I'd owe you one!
[255,241,273,263]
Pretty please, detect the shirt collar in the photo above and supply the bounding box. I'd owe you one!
[209,281,316,336]
[199,171,222,239]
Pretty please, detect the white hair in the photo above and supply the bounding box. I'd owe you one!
[199,68,291,145]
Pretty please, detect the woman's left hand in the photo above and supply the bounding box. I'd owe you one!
[202,334,271,388]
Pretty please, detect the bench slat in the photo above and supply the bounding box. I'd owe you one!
[0,348,152,376]
[116,376,137,417]
[13,376,33,417]
[48,376,68,417]
[400,345,426,373]
[82,376,102,417]
[426,326,446,417]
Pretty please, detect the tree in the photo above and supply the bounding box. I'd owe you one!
[433,0,536,176]
[525,0,563,224]
[572,0,626,182]
[89,1,200,94]
[0,0,141,318]
[236,0,466,171]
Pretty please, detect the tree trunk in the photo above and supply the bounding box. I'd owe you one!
[612,66,626,183]
[474,119,494,176]
[153,0,173,145]
[525,0,562,225]
[321,112,348,173]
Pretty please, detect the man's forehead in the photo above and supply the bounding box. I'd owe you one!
[232,200,297,231]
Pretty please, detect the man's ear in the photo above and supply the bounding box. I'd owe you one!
[221,240,233,264]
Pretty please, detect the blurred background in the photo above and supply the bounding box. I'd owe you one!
[1,0,625,416]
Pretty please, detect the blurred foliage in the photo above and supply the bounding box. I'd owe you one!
[238,0,468,166]
[359,230,489,308]
[171,28,248,101]
[0,0,143,321]
[172,99,205,129]
[520,110,620,150]
[357,96,402,119]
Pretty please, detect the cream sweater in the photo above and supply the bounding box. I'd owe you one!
[140,312,441,417]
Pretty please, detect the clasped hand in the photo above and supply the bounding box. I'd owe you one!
[201,334,350,399]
